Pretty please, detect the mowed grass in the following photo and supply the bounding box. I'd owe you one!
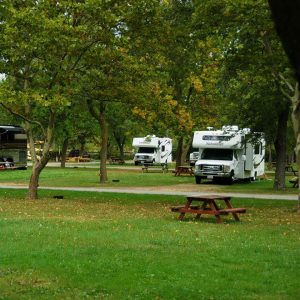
[0,166,298,195]
[0,189,300,299]
[0,167,195,187]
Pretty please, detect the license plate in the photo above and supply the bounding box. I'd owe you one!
[207,175,213,179]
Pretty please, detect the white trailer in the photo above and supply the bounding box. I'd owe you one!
[189,148,199,166]
[132,135,172,165]
[193,126,265,184]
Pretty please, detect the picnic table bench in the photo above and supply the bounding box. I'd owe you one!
[142,163,168,173]
[174,165,194,176]
[109,157,125,164]
[171,195,246,223]
[289,175,299,188]
[286,165,298,188]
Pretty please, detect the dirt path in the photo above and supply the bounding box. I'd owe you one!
[0,184,297,201]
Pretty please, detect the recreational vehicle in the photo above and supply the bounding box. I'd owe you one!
[189,148,199,166]
[0,125,27,169]
[132,135,172,165]
[193,126,265,184]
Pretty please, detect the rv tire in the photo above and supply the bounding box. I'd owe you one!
[195,176,201,184]
[226,176,233,185]
[226,171,234,185]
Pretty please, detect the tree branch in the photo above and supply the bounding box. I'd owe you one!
[0,102,46,136]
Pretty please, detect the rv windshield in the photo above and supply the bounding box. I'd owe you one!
[201,149,233,161]
[137,147,155,153]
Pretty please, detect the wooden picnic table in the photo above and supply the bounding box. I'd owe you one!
[174,165,194,176]
[109,157,125,164]
[171,195,246,223]
[142,163,168,173]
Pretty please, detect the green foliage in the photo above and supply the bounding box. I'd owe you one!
[194,0,293,141]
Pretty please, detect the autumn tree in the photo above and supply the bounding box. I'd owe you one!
[192,0,294,189]
[0,1,113,198]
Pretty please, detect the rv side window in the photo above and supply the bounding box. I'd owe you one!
[162,146,165,152]
[254,144,260,155]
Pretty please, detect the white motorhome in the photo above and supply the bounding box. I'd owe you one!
[189,148,199,166]
[132,135,172,165]
[193,126,265,184]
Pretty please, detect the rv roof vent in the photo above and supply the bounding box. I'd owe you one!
[242,128,251,134]
[207,127,213,131]
[222,125,239,132]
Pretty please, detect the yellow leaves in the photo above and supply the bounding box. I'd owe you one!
[191,77,203,93]
[164,95,177,107]
[132,106,147,119]
[176,105,194,132]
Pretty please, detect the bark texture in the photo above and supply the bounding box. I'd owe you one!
[273,101,290,189]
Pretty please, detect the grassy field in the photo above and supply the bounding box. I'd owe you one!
[0,166,298,195]
[0,189,300,299]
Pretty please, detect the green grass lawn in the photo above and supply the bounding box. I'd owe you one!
[0,189,299,299]
[0,166,298,195]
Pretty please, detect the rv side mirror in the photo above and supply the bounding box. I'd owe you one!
[241,155,246,161]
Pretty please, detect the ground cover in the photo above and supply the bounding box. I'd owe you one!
[0,189,299,299]
[0,167,298,195]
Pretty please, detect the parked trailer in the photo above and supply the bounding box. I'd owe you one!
[193,126,265,184]
[132,135,172,165]
[0,125,27,170]
[189,148,199,166]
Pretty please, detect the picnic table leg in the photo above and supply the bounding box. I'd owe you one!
[224,199,240,221]
[195,202,207,220]
[208,200,223,223]
[178,199,192,221]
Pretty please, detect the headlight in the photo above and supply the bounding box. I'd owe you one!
[223,165,231,172]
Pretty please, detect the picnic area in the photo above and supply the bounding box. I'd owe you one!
[0,166,299,299]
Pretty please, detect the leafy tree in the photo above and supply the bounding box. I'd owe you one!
[193,0,293,189]
[0,0,110,198]
[54,104,97,167]
[268,0,300,209]
[130,0,221,166]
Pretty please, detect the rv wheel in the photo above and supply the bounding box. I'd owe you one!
[226,171,234,185]
[195,176,201,184]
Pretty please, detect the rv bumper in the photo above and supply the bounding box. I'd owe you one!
[134,155,154,164]
[194,165,232,179]
[194,170,232,179]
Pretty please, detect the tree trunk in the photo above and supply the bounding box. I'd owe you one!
[99,108,108,183]
[114,133,126,161]
[273,100,290,189]
[181,141,190,165]
[24,108,55,199]
[60,138,69,168]
[175,136,184,168]
[175,136,191,168]
[79,137,86,155]
[119,143,125,161]
[290,85,300,211]
[28,165,43,199]
[87,100,108,183]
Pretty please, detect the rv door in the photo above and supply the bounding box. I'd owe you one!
[245,143,254,171]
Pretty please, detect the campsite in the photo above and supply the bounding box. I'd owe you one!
[1,0,300,299]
